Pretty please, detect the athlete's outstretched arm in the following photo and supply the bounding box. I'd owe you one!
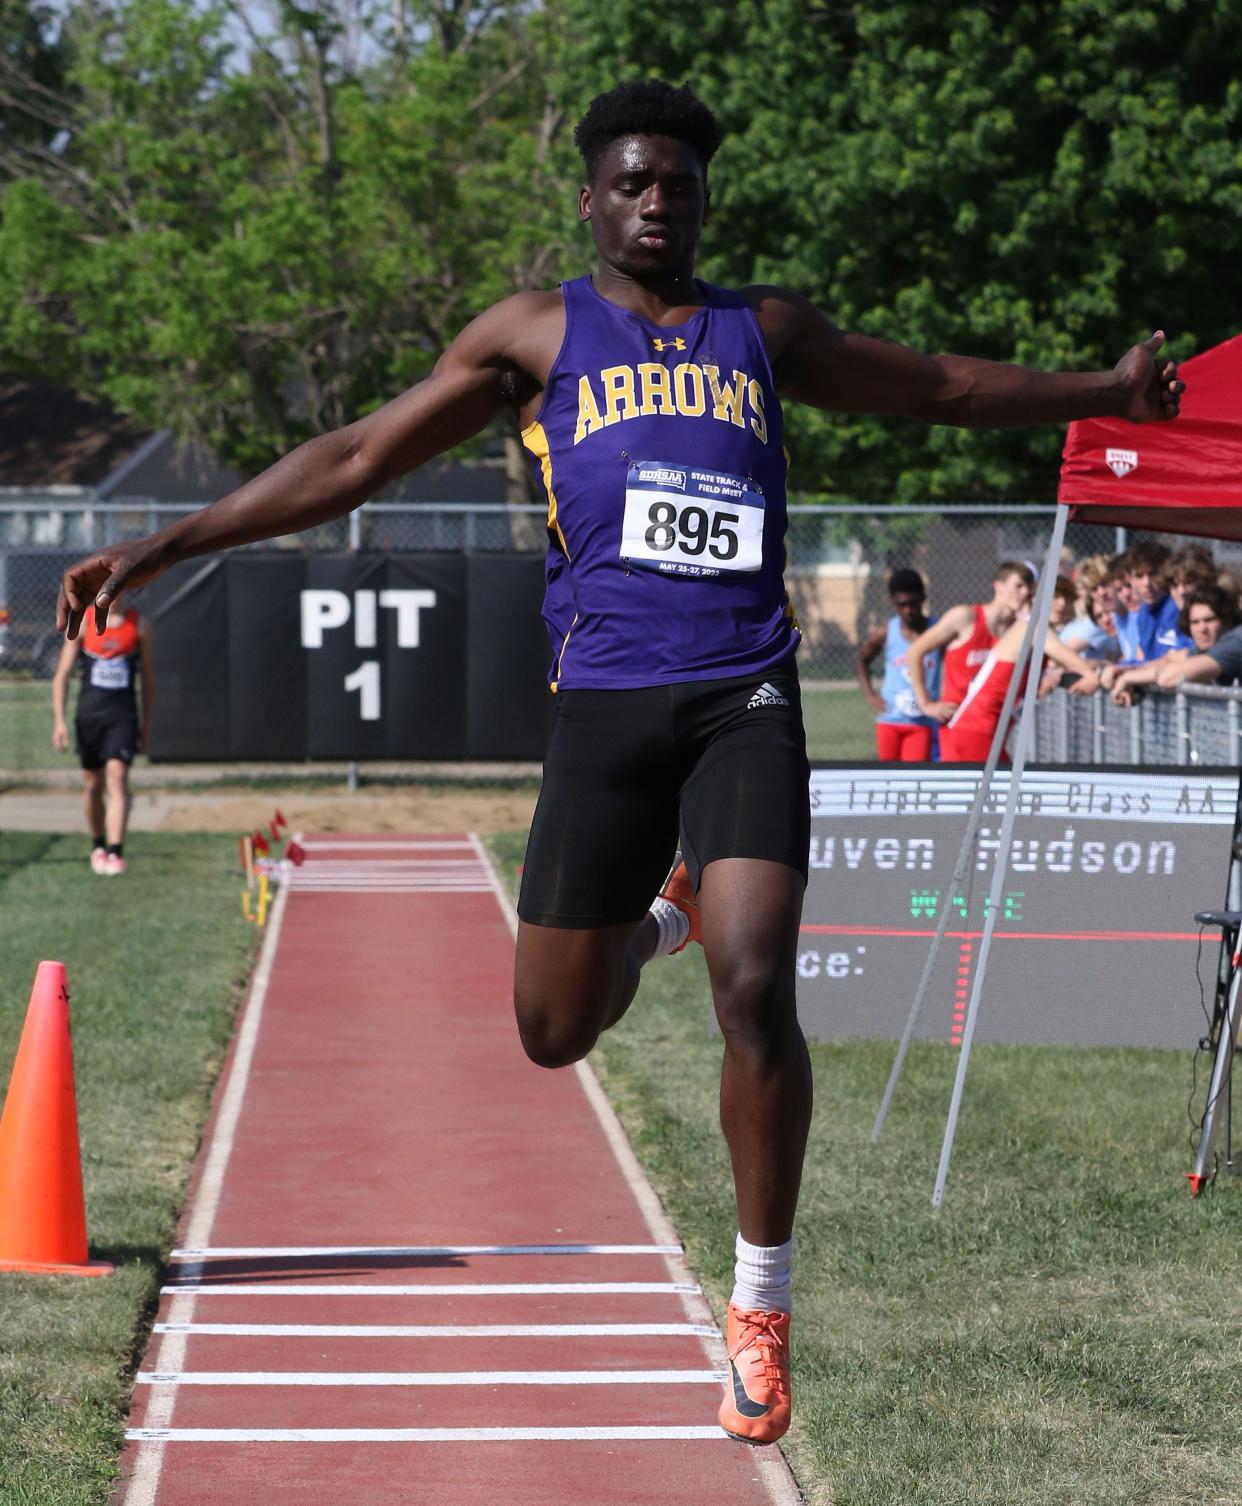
[56,295,540,637]
[754,288,1184,429]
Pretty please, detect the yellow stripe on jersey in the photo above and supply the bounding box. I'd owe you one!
[521,419,571,559]
[550,612,579,694]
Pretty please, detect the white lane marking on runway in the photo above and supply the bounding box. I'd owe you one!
[127,1426,729,1443]
[470,832,806,1506]
[162,1281,701,1296]
[155,1322,721,1338]
[138,1369,726,1387]
[286,885,495,893]
[170,1243,684,1258]
[299,840,475,851]
[122,845,296,1506]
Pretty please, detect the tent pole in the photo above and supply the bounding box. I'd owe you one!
[931,502,1071,1209]
[872,557,1049,1143]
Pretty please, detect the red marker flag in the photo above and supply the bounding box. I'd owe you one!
[252,829,270,856]
[285,840,306,867]
[272,808,289,833]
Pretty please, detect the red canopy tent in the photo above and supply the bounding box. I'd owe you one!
[1059,332,1242,540]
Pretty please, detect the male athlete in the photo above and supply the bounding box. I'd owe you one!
[855,569,941,761]
[904,561,1034,760]
[55,80,1183,1445]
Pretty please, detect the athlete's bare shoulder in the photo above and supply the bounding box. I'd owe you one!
[448,290,564,381]
[738,284,840,378]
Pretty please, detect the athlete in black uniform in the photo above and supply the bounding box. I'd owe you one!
[51,601,154,875]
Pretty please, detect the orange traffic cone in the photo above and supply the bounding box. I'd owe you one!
[0,962,114,1276]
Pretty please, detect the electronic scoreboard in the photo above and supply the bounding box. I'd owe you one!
[799,767,1239,1050]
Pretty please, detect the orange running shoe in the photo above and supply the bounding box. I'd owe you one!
[660,859,702,953]
[719,1304,792,1444]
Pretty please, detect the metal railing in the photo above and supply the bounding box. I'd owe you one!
[1033,683,1242,767]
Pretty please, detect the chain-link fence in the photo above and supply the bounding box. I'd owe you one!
[3,495,1238,776]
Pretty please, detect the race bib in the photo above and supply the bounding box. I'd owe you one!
[90,656,131,691]
[620,461,765,577]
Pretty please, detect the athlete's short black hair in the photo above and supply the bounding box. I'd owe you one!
[888,568,926,598]
[574,80,723,182]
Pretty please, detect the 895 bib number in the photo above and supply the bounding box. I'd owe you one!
[643,500,740,561]
[620,460,765,576]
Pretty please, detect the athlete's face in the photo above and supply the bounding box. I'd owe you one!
[995,571,1032,617]
[890,590,925,629]
[580,135,708,278]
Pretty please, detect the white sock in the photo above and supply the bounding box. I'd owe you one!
[647,896,690,957]
[730,1233,793,1314]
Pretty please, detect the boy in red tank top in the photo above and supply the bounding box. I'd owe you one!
[945,615,1102,761]
[904,561,1034,758]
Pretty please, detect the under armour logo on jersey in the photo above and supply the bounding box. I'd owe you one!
[652,336,687,352]
[747,681,790,710]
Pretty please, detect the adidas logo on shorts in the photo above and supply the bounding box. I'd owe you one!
[746,681,789,710]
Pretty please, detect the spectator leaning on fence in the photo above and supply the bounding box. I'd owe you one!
[1167,543,1218,619]
[1111,585,1238,705]
[1037,577,1082,696]
[904,561,1034,760]
[1110,540,1184,667]
[854,569,943,762]
[1150,586,1242,691]
[1060,554,1120,661]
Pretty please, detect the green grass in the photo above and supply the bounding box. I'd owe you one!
[0,678,64,776]
[0,832,258,1505]
[801,684,878,762]
[488,829,1242,1506]
[9,823,1239,1504]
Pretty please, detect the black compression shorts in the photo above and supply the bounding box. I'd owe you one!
[76,711,138,770]
[518,657,810,928]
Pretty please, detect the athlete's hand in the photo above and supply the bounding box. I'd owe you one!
[1113,332,1184,423]
[921,698,958,724]
[52,722,69,751]
[57,538,171,640]
[864,690,886,716]
[1069,669,1101,696]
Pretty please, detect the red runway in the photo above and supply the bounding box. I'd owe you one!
[114,835,800,1505]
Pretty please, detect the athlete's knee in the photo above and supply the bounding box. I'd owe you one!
[513,991,600,1070]
[710,953,798,1056]
[516,1014,599,1070]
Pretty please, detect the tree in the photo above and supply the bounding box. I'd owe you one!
[0,0,576,489]
[555,0,1242,501]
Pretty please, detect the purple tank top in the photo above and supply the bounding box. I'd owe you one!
[524,276,800,689]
